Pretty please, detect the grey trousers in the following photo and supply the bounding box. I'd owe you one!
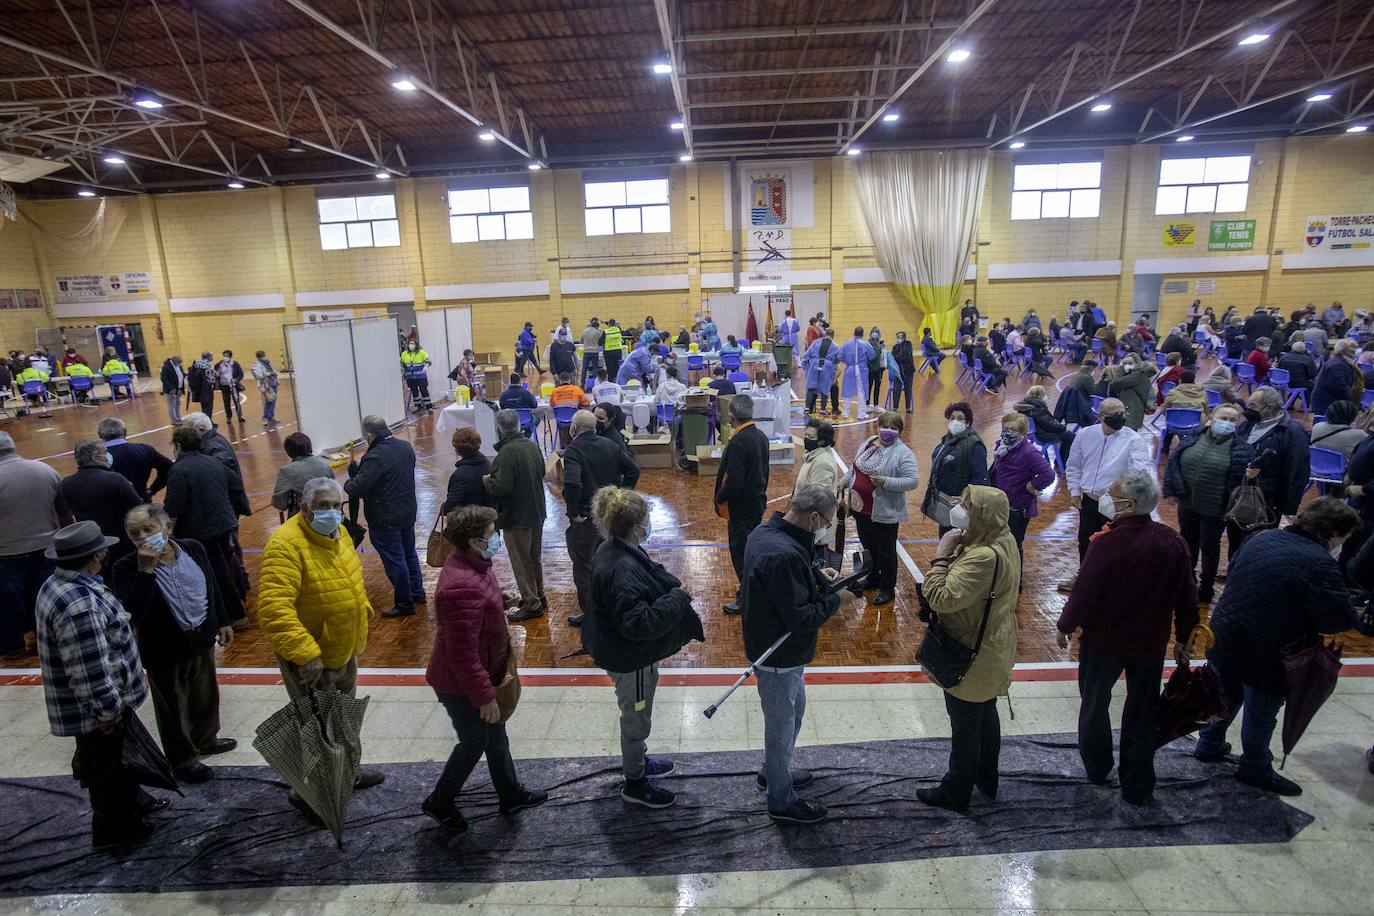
[505,526,546,612]
[609,664,659,780]
[277,655,358,701]
[165,392,183,423]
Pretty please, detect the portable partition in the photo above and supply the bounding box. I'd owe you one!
[414,306,473,404]
[283,315,406,451]
[706,290,828,342]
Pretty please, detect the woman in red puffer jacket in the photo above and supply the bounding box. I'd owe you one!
[422,505,547,832]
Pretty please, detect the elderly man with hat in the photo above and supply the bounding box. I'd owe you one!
[35,521,163,849]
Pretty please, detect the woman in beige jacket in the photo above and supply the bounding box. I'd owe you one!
[793,418,840,497]
[918,485,1020,814]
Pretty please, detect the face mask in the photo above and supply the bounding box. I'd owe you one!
[1102,414,1126,430]
[309,508,343,536]
[142,532,167,552]
[1211,419,1237,437]
[478,531,502,560]
[104,452,114,468]
[948,504,970,530]
[812,516,833,545]
[1000,430,1022,449]
[408,345,417,351]
[947,419,967,436]
[597,420,609,432]
[1329,540,1344,559]
[1097,493,1118,521]
[878,429,899,446]
[1121,364,1135,373]
[803,438,820,452]
[1243,408,1264,424]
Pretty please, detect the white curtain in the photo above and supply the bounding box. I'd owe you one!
[853,150,988,344]
[22,198,128,256]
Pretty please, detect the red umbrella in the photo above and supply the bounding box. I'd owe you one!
[745,299,759,344]
[1279,638,1343,768]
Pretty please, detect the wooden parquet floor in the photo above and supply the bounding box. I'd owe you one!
[6,354,1370,670]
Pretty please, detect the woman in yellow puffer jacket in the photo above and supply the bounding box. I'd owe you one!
[257,477,375,693]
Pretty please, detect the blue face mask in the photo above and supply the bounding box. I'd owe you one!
[478,532,502,560]
[143,532,167,551]
[309,508,343,536]
[1211,419,1236,437]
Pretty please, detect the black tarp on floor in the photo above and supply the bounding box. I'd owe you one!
[0,733,1312,896]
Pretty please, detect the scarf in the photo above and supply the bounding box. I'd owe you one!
[855,437,888,477]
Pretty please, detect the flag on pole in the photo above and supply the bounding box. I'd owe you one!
[745,298,759,344]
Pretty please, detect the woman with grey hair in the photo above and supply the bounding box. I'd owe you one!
[112,503,236,783]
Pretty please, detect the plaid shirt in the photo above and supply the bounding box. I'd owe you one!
[35,567,147,737]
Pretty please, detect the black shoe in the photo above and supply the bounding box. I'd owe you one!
[140,796,171,815]
[421,794,469,832]
[644,756,675,779]
[568,614,584,627]
[355,769,385,790]
[975,781,998,800]
[767,798,827,824]
[1367,746,1374,776]
[499,787,549,816]
[506,606,546,622]
[872,589,894,606]
[1197,590,1214,604]
[916,786,968,814]
[1194,741,1233,762]
[382,605,415,619]
[539,596,549,610]
[1121,791,1154,806]
[200,738,237,757]
[756,769,814,790]
[622,778,675,808]
[1237,769,1302,797]
[174,762,214,784]
[93,820,156,850]
[723,602,742,615]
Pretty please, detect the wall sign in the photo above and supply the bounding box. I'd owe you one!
[1208,220,1255,251]
[0,291,14,309]
[16,288,42,309]
[1194,279,1217,295]
[55,272,152,302]
[745,227,790,284]
[1304,213,1374,251]
[1162,221,1197,247]
[1162,280,1190,295]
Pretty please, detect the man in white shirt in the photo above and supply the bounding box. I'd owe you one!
[654,365,687,408]
[590,369,621,405]
[1060,397,1153,592]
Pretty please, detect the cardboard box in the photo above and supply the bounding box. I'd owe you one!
[693,444,724,475]
[476,351,503,366]
[630,434,675,468]
[768,438,797,466]
[481,366,505,391]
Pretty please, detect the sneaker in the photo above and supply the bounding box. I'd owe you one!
[506,606,546,622]
[723,602,742,615]
[200,738,237,757]
[873,589,894,606]
[174,762,214,784]
[915,786,968,814]
[355,769,385,790]
[1237,769,1302,797]
[768,798,827,824]
[1194,741,1232,762]
[756,769,814,790]
[568,614,584,627]
[1056,577,1077,594]
[421,794,469,832]
[622,778,676,808]
[644,756,675,779]
[499,787,549,816]
[381,605,415,619]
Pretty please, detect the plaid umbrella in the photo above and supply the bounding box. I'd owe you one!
[253,688,369,847]
[1279,638,1343,768]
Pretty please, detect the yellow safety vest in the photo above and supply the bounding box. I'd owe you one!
[103,359,131,375]
[401,348,430,366]
[18,367,49,383]
[65,363,94,378]
[603,326,623,353]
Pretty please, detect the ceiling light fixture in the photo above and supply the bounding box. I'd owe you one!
[227,181,244,189]
[670,120,684,130]
[286,137,306,153]
[946,48,971,63]
[652,62,673,75]
[478,131,495,141]
[1009,141,1025,149]
[847,147,861,156]
[1238,31,1270,46]
[77,189,96,197]
[1348,124,1370,133]
[375,172,391,179]
[680,154,692,162]
[1307,92,1333,102]
[882,112,900,123]
[1176,135,1194,142]
[1090,102,1112,113]
[102,155,126,165]
[528,162,543,170]
[391,75,418,91]
[132,92,163,109]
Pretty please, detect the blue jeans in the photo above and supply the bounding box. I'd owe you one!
[262,392,276,421]
[1195,662,1286,779]
[369,525,424,608]
[0,550,54,652]
[756,664,806,812]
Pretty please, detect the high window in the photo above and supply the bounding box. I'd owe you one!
[317,194,400,250]
[1155,155,1250,214]
[449,186,534,243]
[584,178,671,236]
[1011,161,1101,220]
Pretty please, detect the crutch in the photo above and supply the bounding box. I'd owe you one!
[703,631,789,719]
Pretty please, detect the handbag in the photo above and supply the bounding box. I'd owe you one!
[1223,481,1276,531]
[425,512,452,568]
[916,554,1000,689]
[494,635,521,723]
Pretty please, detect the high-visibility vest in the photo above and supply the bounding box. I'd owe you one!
[401,348,430,378]
[18,367,49,384]
[603,325,623,353]
[65,363,94,378]
[103,359,131,376]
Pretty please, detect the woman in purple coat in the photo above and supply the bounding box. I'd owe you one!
[988,412,1056,559]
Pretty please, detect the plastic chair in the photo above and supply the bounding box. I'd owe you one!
[955,352,973,386]
[720,352,742,372]
[1234,361,1257,394]
[107,372,134,400]
[1026,416,1064,473]
[1309,446,1346,495]
[1090,395,1105,416]
[68,374,95,405]
[728,371,748,384]
[1205,387,1223,409]
[514,407,536,440]
[1159,407,1203,460]
[552,405,578,450]
[1018,347,1034,378]
[656,403,677,427]
[1155,351,1168,368]
[686,354,704,372]
[1364,389,1374,409]
[21,380,52,417]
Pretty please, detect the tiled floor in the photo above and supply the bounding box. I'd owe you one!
[3,677,1373,915]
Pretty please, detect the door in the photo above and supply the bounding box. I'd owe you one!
[1131,274,1162,328]
[124,322,150,374]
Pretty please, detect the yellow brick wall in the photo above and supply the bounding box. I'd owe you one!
[2,136,1369,366]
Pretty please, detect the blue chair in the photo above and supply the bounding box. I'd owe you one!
[1363,389,1374,409]
[656,403,677,428]
[21,380,52,417]
[1266,368,1300,412]
[1314,414,1325,426]
[1155,351,1168,368]
[1234,361,1257,394]
[1017,347,1034,378]
[728,371,748,384]
[552,404,578,449]
[1205,387,1223,409]
[917,354,939,376]
[68,373,95,405]
[1151,381,1178,427]
[514,407,536,440]
[107,371,134,400]
[720,352,742,372]
[1308,446,1346,495]
[967,358,993,394]
[1194,329,1215,357]
[1089,339,1103,359]
[1026,416,1064,473]
[955,352,974,386]
[1090,395,1105,417]
[1159,407,1203,460]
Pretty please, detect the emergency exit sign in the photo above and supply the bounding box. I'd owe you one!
[1208,220,1256,251]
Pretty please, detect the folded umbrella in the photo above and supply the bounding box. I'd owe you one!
[1154,661,1228,749]
[1279,638,1343,768]
[253,688,369,847]
[120,711,183,794]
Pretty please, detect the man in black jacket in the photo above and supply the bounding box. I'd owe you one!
[972,336,1008,391]
[1231,386,1310,556]
[187,352,216,418]
[742,486,857,824]
[113,503,236,783]
[563,410,640,627]
[98,417,173,502]
[1159,326,1197,367]
[1242,306,1278,354]
[345,415,422,618]
[163,426,247,628]
[484,409,549,620]
[59,440,143,578]
[160,355,185,425]
[715,394,770,615]
[1277,339,1319,399]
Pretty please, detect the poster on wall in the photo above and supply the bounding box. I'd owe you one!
[724,160,815,231]
[16,288,41,309]
[1207,220,1255,251]
[55,272,152,302]
[1162,280,1189,294]
[0,291,14,309]
[303,309,353,323]
[1162,221,1197,247]
[1195,279,1217,295]
[1304,213,1374,251]
[745,227,790,283]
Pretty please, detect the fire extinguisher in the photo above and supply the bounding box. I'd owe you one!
[155,316,164,341]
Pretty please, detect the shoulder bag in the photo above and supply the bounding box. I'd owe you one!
[494,634,521,723]
[426,512,452,568]
[917,554,1001,689]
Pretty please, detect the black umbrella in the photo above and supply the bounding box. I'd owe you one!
[1154,661,1228,749]
[121,712,182,794]
[1279,638,1343,768]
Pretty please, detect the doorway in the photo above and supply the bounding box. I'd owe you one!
[124,322,151,375]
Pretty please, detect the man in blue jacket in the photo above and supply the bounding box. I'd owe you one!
[344,416,422,618]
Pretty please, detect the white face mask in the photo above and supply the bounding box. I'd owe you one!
[947,419,968,436]
[813,520,833,545]
[948,504,970,530]
[1098,493,1119,520]
[1329,538,1345,559]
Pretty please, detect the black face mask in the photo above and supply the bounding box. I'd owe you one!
[596,421,609,432]
[803,438,820,452]
[1243,408,1264,424]
[1102,414,1126,430]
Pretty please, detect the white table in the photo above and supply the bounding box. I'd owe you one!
[435,401,498,456]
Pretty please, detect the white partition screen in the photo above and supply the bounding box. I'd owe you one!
[416,309,452,403]
[285,321,362,451]
[350,317,407,428]
[444,307,473,365]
